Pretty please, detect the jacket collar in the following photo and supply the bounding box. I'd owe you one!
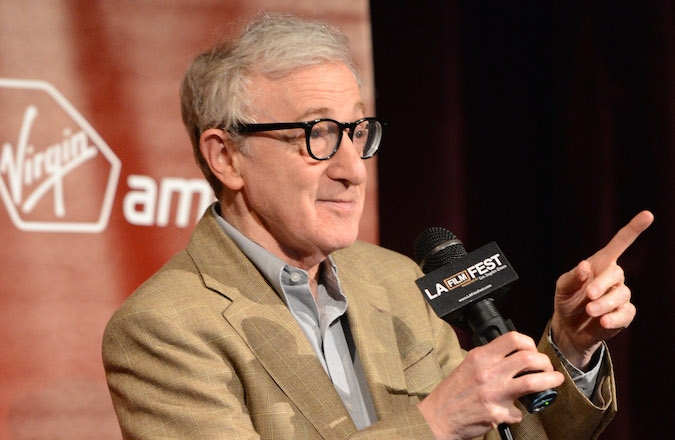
[187,208,356,438]
[186,207,414,435]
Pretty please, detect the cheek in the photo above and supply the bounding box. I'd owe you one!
[243,153,329,219]
[264,172,319,218]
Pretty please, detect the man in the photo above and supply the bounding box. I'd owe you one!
[102,13,653,439]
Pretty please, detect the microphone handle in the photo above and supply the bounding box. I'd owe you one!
[498,423,515,440]
[463,299,558,414]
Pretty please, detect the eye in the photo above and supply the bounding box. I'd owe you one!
[278,129,305,144]
[310,123,338,139]
[353,122,372,140]
[309,127,324,140]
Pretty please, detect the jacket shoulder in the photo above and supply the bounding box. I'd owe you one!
[107,248,216,324]
[333,240,422,277]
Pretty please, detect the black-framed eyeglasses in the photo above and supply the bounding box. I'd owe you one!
[229,117,384,161]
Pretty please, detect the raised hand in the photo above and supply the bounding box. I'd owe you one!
[551,210,654,370]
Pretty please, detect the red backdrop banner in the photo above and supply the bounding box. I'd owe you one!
[0,2,377,438]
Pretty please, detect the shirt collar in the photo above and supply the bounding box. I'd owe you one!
[211,204,342,302]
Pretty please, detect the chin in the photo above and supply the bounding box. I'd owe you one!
[326,230,359,252]
[310,217,361,252]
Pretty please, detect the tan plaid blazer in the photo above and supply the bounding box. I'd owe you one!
[103,208,616,439]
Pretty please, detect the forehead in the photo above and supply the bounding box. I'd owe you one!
[247,62,364,121]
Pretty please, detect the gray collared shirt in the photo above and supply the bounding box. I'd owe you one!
[213,208,377,430]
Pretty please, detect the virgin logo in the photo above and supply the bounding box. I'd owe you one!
[0,79,121,233]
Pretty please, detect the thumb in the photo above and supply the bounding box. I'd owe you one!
[556,260,592,297]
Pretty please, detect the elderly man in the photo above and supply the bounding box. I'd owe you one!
[102,13,653,440]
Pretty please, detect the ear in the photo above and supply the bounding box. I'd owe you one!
[199,128,244,191]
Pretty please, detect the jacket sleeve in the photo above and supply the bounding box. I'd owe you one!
[102,299,263,440]
[532,321,617,440]
[397,295,618,440]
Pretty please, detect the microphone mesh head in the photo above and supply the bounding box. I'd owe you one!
[414,227,467,273]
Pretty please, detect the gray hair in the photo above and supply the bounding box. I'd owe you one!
[179,13,360,193]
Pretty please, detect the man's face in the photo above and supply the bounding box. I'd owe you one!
[231,62,368,268]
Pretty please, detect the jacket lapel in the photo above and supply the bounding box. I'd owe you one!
[187,210,357,439]
[338,266,419,420]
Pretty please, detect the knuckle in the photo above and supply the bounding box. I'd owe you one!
[521,350,542,366]
[625,303,637,323]
[503,331,518,343]
[474,367,494,386]
[609,285,631,308]
[612,264,625,281]
[621,286,632,301]
[627,302,637,315]
[517,373,540,391]
[465,346,485,364]
[507,408,524,424]
[555,274,565,290]
[511,332,535,349]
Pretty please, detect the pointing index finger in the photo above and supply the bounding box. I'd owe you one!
[597,210,654,262]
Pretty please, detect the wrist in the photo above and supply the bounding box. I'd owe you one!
[550,319,600,371]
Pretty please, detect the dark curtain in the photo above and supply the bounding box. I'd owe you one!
[370,1,673,438]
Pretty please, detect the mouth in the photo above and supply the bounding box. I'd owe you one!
[316,198,359,215]
[318,198,355,206]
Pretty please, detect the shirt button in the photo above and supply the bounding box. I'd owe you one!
[290,272,301,283]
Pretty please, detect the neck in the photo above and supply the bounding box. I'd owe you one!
[218,200,327,298]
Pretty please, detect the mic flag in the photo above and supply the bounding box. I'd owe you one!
[414,240,518,341]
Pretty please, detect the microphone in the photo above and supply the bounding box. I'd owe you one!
[413,227,557,414]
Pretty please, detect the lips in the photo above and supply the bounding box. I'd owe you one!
[317,198,355,206]
[316,198,360,215]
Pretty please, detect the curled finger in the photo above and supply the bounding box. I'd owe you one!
[586,283,631,318]
[599,301,637,330]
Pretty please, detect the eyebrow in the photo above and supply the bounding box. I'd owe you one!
[296,103,366,121]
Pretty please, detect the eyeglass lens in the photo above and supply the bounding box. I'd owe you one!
[309,119,382,159]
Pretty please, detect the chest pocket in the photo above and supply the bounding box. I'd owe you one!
[402,342,445,396]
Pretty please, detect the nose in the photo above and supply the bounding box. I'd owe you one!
[326,133,367,185]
